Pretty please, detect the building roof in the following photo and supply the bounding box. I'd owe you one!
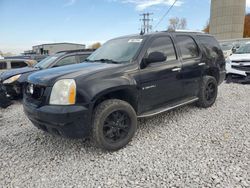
[33,42,85,48]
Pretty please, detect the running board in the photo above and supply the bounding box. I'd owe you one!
[138,97,199,118]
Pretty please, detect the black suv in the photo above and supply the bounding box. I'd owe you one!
[0,50,93,98]
[23,32,226,151]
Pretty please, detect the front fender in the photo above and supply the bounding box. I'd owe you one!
[76,76,138,103]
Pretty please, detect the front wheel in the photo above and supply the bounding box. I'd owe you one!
[92,99,137,151]
[196,76,218,108]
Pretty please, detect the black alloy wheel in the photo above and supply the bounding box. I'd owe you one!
[103,110,131,143]
[205,82,216,102]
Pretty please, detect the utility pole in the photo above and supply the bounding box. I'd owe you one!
[140,13,153,34]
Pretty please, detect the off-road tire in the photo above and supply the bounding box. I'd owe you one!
[196,76,218,108]
[92,99,137,151]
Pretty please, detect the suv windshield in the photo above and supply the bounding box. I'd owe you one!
[235,43,250,54]
[86,37,143,63]
[34,53,65,69]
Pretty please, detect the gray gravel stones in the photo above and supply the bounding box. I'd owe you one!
[0,83,250,187]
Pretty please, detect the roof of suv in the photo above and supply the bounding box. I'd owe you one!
[113,31,212,40]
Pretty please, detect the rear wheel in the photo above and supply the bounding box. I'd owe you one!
[196,76,218,108]
[92,99,137,151]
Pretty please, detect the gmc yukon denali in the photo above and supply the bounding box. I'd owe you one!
[23,32,226,151]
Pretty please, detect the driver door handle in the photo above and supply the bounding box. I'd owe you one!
[198,63,206,66]
[172,67,181,72]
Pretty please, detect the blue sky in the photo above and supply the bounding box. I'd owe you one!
[0,0,250,54]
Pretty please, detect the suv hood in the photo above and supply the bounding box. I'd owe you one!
[28,62,119,86]
[229,53,250,62]
[0,67,37,81]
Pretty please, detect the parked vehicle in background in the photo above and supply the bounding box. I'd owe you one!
[226,42,250,83]
[0,50,94,98]
[220,39,250,58]
[23,31,226,151]
[5,54,48,62]
[220,43,234,58]
[0,59,36,73]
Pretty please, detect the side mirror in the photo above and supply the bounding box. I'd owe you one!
[232,48,236,54]
[142,52,166,68]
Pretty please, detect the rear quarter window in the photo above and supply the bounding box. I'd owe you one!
[11,61,27,68]
[198,36,224,60]
[0,62,7,69]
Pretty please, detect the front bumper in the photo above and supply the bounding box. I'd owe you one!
[23,99,92,138]
[226,62,250,83]
[0,82,22,98]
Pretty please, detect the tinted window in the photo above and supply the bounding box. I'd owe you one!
[11,61,27,68]
[176,36,199,59]
[79,54,89,63]
[55,56,77,67]
[0,62,7,69]
[34,53,65,69]
[87,37,143,63]
[199,36,222,59]
[147,36,177,62]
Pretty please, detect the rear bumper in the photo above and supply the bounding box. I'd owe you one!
[23,99,92,138]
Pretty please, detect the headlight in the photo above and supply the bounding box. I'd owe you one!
[3,74,21,84]
[49,79,76,105]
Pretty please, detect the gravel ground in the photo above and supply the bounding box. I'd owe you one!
[0,83,250,188]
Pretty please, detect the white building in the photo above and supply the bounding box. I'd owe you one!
[31,43,86,55]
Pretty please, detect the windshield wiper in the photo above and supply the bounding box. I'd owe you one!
[85,59,96,62]
[94,59,121,64]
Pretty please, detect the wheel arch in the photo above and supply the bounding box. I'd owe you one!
[92,86,139,113]
[204,67,220,83]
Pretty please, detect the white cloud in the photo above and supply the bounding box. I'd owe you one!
[111,0,183,11]
[63,0,76,7]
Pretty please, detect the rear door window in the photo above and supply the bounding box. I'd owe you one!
[176,35,199,59]
[0,62,7,69]
[11,61,27,68]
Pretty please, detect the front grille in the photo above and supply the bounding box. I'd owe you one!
[232,61,250,63]
[26,84,45,100]
[232,65,250,72]
[25,83,49,107]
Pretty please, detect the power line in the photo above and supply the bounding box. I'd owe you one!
[140,13,153,34]
[154,0,178,30]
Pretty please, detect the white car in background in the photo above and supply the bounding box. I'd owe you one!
[221,43,234,58]
[226,42,250,83]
